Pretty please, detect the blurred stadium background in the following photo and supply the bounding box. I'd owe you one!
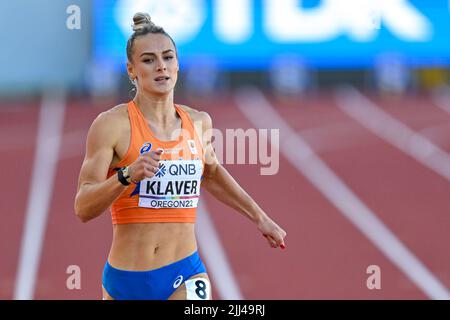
[1,0,450,300]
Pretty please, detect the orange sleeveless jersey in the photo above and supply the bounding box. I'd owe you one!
[107,101,205,224]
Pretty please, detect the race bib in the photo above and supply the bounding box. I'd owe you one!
[138,160,203,209]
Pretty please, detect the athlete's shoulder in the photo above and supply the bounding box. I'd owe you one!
[177,104,212,128]
[95,103,128,123]
[87,103,128,142]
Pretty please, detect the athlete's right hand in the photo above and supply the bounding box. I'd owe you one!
[128,149,163,183]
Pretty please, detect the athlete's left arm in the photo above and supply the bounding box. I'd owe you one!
[197,111,287,249]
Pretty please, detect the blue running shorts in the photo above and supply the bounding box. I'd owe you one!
[102,251,207,300]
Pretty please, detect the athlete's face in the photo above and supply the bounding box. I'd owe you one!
[127,33,179,96]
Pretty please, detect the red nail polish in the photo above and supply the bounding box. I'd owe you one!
[280,244,286,249]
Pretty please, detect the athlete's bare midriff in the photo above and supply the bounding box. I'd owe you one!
[107,222,197,271]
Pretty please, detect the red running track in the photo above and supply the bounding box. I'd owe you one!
[1,91,449,299]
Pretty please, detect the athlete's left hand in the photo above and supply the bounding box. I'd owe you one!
[257,216,287,250]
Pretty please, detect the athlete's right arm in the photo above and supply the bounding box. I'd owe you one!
[74,111,125,223]
[74,111,163,223]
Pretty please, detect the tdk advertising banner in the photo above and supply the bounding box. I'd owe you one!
[94,0,450,69]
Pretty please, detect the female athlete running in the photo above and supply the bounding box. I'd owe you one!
[74,12,287,300]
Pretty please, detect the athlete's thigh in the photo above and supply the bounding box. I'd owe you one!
[168,273,212,300]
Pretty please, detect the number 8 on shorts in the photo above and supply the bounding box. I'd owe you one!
[185,277,211,300]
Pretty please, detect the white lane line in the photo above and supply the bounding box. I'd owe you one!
[14,91,66,300]
[196,200,244,300]
[235,87,450,300]
[336,86,450,182]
